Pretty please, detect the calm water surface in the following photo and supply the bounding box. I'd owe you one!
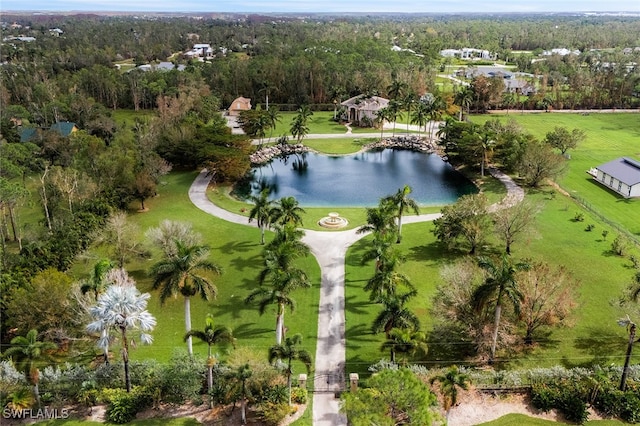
[244,149,477,207]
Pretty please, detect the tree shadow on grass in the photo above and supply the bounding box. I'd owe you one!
[216,292,257,320]
[232,322,273,340]
[344,294,373,316]
[565,326,627,368]
[227,254,262,272]
[345,324,378,348]
[216,239,258,255]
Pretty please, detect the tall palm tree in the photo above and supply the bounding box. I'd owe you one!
[365,260,415,303]
[4,329,57,407]
[387,79,407,101]
[380,328,427,364]
[266,106,281,139]
[471,255,529,364]
[185,314,235,408]
[403,91,418,134]
[80,259,114,364]
[429,366,470,423]
[290,105,313,144]
[86,275,156,392]
[150,242,221,355]
[271,196,305,227]
[478,131,496,177]
[248,189,274,245]
[357,200,397,238]
[371,290,420,338]
[268,334,313,406]
[411,102,430,138]
[375,106,392,140]
[360,231,395,273]
[384,185,420,243]
[454,86,474,120]
[387,99,403,137]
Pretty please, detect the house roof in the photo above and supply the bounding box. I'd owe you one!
[50,121,77,137]
[597,157,640,186]
[19,127,38,142]
[341,95,389,111]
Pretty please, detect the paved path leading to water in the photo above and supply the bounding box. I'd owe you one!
[188,165,523,426]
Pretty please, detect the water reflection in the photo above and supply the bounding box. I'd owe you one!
[238,149,477,207]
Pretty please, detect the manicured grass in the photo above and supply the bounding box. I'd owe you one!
[270,111,382,137]
[472,112,640,238]
[75,171,321,367]
[345,184,639,378]
[303,137,376,154]
[477,413,627,425]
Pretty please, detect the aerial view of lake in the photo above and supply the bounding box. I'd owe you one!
[243,149,478,207]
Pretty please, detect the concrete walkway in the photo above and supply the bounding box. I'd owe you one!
[188,164,522,426]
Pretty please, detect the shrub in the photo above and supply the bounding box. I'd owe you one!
[102,386,152,424]
[573,212,585,222]
[531,384,557,412]
[558,392,588,424]
[585,224,595,232]
[611,235,629,256]
[258,401,296,426]
[290,387,308,404]
[158,353,205,405]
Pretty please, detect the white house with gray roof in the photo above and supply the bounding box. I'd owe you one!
[593,157,640,198]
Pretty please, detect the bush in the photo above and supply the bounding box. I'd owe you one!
[102,386,153,424]
[531,384,557,412]
[611,235,629,256]
[158,353,205,405]
[290,387,308,404]
[585,224,595,232]
[258,401,296,426]
[558,392,588,424]
[573,212,585,222]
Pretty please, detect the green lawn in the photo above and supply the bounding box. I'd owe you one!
[270,111,382,137]
[477,413,627,425]
[472,112,640,238]
[72,171,321,367]
[303,137,376,154]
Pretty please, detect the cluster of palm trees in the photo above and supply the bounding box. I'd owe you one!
[358,186,427,363]
[238,104,313,146]
[375,80,448,140]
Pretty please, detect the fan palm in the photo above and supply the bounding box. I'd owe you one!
[471,255,529,364]
[86,275,155,392]
[185,314,235,408]
[268,334,313,406]
[4,329,57,407]
[150,242,221,355]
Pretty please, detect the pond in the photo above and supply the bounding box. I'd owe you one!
[240,149,478,207]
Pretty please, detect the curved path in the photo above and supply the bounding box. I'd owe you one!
[188,166,523,426]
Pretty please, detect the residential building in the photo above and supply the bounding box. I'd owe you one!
[593,157,640,198]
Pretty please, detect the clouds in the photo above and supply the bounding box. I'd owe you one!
[2,0,640,13]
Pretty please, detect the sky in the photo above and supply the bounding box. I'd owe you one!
[2,0,640,14]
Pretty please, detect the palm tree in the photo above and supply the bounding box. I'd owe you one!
[360,231,395,273]
[357,200,397,238]
[454,86,474,120]
[86,273,156,392]
[375,106,392,140]
[266,106,281,139]
[429,366,470,423]
[4,329,57,407]
[478,131,496,177]
[290,105,313,144]
[403,91,418,134]
[387,79,407,101]
[184,314,235,408]
[365,260,415,303]
[617,316,636,391]
[80,259,114,364]
[371,290,420,338]
[268,334,313,406]
[150,242,221,355]
[387,99,403,137]
[271,196,305,227]
[384,185,420,243]
[231,364,252,424]
[411,102,430,138]
[248,189,274,245]
[471,255,529,364]
[380,328,427,364]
